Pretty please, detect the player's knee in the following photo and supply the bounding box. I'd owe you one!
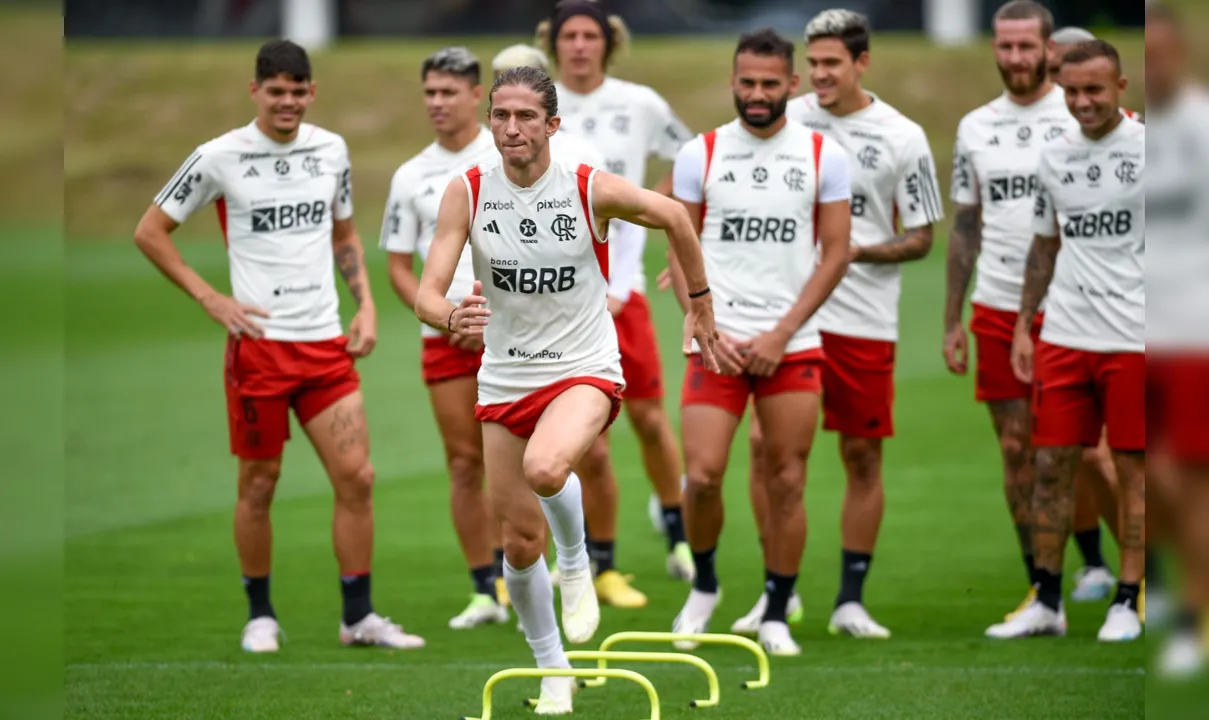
[447,448,485,490]
[501,526,544,569]
[237,459,281,513]
[999,432,1030,472]
[523,452,572,497]
[840,438,882,485]
[629,402,669,445]
[335,461,376,505]
[765,455,806,507]
[684,466,723,500]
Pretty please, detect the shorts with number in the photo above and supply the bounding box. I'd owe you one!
[422,336,483,385]
[474,376,624,439]
[1031,341,1144,452]
[820,331,896,438]
[224,335,361,460]
[970,303,1044,402]
[680,349,824,417]
[615,292,664,400]
[1148,352,1209,462]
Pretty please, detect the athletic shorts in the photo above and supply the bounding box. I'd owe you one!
[680,348,824,417]
[1032,341,1144,452]
[614,293,663,400]
[474,376,624,440]
[970,303,1044,402]
[1148,352,1209,462]
[820,331,896,438]
[224,335,361,460]
[421,335,483,386]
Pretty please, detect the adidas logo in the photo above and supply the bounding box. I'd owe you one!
[243,166,259,178]
[482,220,500,234]
[719,171,735,182]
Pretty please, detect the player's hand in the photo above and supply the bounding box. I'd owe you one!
[715,334,749,376]
[1010,329,1034,384]
[684,294,721,374]
[347,305,378,358]
[450,280,491,337]
[450,332,484,352]
[656,267,673,291]
[745,326,792,378]
[201,292,269,339]
[607,295,624,316]
[943,324,969,375]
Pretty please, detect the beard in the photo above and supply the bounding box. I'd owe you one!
[997,52,1048,95]
[734,92,789,128]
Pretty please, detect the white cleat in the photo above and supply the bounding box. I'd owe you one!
[985,601,1066,639]
[532,675,576,715]
[666,542,695,583]
[828,602,891,639]
[241,616,282,653]
[758,620,801,656]
[1157,632,1207,679]
[340,613,425,649]
[1097,602,1143,642]
[672,588,721,649]
[558,566,600,645]
[1071,566,1116,602]
[730,592,803,635]
[648,493,666,535]
[448,593,509,630]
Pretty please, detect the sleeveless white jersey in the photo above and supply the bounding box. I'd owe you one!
[556,77,694,295]
[952,85,1080,311]
[787,93,945,341]
[1032,117,1145,353]
[1144,84,1209,350]
[672,120,851,354]
[154,121,353,341]
[380,127,498,338]
[463,158,623,404]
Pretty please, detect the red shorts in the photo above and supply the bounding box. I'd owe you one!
[421,336,483,385]
[680,348,824,417]
[970,303,1043,402]
[614,293,663,400]
[820,332,896,438]
[474,376,624,439]
[1032,341,1145,452]
[224,335,361,460]
[1148,352,1209,462]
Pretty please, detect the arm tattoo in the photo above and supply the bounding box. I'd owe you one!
[944,204,981,328]
[856,226,933,264]
[334,244,365,306]
[1018,234,1061,327]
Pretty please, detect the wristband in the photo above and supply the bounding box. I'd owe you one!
[688,286,711,299]
[447,308,457,333]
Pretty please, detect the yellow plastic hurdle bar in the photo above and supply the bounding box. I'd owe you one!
[564,650,720,709]
[459,667,660,720]
[582,632,771,691]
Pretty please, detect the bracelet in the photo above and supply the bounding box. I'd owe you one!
[688,286,711,299]
[447,308,457,333]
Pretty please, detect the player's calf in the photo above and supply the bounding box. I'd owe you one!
[235,457,281,634]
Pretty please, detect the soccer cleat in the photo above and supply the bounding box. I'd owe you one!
[730,592,804,635]
[1097,602,1143,642]
[448,593,509,630]
[532,676,576,715]
[1004,586,1038,621]
[241,616,282,653]
[985,600,1066,639]
[559,566,600,645]
[340,613,425,649]
[672,588,721,649]
[1157,631,1207,679]
[648,493,665,535]
[594,570,648,608]
[758,620,802,656]
[1071,566,1116,602]
[666,542,695,583]
[496,576,511,608]
[828,602,892,639]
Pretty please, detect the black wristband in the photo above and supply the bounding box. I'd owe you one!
[447,308,456,333]
[688,286,711,299]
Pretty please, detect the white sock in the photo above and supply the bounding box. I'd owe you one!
[538,472,590,574]
[504,557,568,669]
[681,474,687,490]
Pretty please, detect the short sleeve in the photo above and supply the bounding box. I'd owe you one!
[895,127,945,227]
[154,148,221,223]
[950,122,979,205]
[333,138,354,221]
[379,168,419,253]
[817,135,851,204]
[671,135,706,203]
[1031,159,1058,238]
[647,91,694,161]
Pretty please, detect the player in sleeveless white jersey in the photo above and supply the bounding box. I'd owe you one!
[132,40,423,654]
[944,1,1118,624]
[380,48,511,631]
[986,40,1145,643]
[535,1,698,600]
[1141,4,1208,676]
[666,29,851,657]
[415,66,718,714]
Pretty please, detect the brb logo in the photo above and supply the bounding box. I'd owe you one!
[720,216,798,243]
[989,174,1038,202]
[1063,210,1133,238]
[251,200,327,233]
[490,259,576,294]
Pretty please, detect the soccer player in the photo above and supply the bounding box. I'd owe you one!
[415,66,718,713]
[380,47,510,630]
[1051,27,1141,124]
[537,0,698,598]
[944,0,1112,622]
[132,40,423,652]
[666,28,851,656]
[988,39,1145,641]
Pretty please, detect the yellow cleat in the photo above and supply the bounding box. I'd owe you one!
[1005,586,1038,621]
[594,570,648,609]
[496,576,511,608]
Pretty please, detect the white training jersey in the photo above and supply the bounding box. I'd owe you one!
[787,93,945,341]
[463,157,623,404]
[380,127,498,338]
[1032,116,1145,353]
[672,119,851,354]
[556,77,694,295]
[952,85,1080,311]
[154,121,353,341]
[1143,84,1209,349]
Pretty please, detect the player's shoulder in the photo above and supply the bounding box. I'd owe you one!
[786,93,820,120]
[295,123,350,157]
[956,93,1014,134]
[867,97,928,144]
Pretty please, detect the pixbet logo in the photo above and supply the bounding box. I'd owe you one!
[537,197,573,212]
[484,200,515,211]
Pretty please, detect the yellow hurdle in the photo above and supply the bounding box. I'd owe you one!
[459,667,660,720]
[583,631,771,691]
[566,650,720,709]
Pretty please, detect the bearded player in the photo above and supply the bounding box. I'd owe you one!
[133,40,423,652]
[416,66,718,712]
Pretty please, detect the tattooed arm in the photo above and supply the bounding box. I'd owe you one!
[1017,233,1060,334]
[333,217,377,357]
[943,204,982,330]
[853,225,934,264]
